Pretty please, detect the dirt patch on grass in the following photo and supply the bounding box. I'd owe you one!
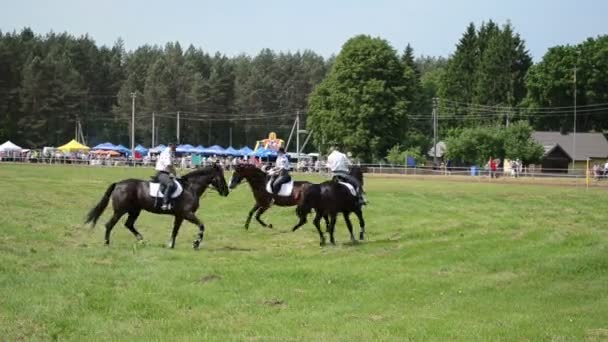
[263,298,285,307]
[200,274,222,283]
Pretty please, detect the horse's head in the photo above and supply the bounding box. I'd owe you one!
[183,165,229,197]
[210,164,230,197]
[350,166,364,186]
[229,163,260,189]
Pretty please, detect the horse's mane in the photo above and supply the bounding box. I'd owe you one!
[182,165,221,180]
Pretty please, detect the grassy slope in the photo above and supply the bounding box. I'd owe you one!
[0,164,607,341]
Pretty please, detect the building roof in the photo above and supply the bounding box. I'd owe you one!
[532,131,608,161]
[542,144,572,160]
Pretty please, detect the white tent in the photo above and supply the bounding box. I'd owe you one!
[0,141,23,152]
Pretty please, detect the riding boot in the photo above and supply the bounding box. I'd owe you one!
[162,188,172,210]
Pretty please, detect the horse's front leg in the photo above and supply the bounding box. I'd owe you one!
[168,216,184,249]
[255,206,273,229]
[245,203,260,230]
[183,212,205,249]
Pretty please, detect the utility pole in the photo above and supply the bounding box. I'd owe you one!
[131,92,136,158]
[432,97,438,166]
[151,112,155,147]
[296,110,300,171]
[176,111,180,144]
[573,58,578,169]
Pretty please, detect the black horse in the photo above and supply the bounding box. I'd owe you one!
[292,167,366,245]
[85,165,229,249]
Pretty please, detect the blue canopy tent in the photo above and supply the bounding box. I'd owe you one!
[91,142,117,150]
[254,148,277,158]
[176,144,195,153]
[192,145,206,154]
[114,144,131,156]
[149,144,166,153]
[224,146,239,156]
[238,146,254,156]
[202,145,226,156]
[134,144,148,155]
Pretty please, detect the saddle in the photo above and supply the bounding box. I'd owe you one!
[149,180,183,199]
[332,176,358,197]
[266,180,294,196]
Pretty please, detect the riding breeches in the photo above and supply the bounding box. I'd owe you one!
[272,171,291,194]
[156,171,175,203]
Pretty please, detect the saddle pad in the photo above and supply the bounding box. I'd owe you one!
[149,180,183,198]
[266,180,294,196]
[338,181,357,196]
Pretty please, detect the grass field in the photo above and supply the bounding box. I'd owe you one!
[1,164,607,341]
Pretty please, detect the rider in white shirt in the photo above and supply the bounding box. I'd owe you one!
[269,147,291,194]
[155,143,177,210]
[327,146,366,205]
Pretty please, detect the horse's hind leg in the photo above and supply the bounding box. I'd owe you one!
[328,213,337,245]
[291,207,308,232]
[354,208,366,240]
[255,206,273,229]
[312,212,325,246]
[343,212,356,242]
[104,211,125,245]
[124,210,143,241]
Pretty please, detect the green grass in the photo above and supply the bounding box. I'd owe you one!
[1,164,607,341]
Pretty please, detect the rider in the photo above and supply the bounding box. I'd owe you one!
[326,146,366,205]
[269,147,291,194]
[155,143,177,210]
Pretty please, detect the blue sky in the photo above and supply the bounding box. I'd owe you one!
[1,0,607,60]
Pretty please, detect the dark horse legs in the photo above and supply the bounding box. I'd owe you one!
[255,206,272,229]
[124,210,144,241]
[354,208,365,240]
[168,216,183,249]
[328,214,337,245]
[105,211,125,245]
[183,212,206,249]
[168,212,206,249]
[244,203,260,229]
[313,212,326,246]
[343,212,356,242]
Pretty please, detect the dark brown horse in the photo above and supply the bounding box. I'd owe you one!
[292,166,365,246]
[85,165,229,249]
[228,163,313,229]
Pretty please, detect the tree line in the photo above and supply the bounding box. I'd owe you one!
[1,22,607,163]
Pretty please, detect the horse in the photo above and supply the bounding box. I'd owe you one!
[228,163,314,229]
[291,166,365,246]
[85,164,229,249]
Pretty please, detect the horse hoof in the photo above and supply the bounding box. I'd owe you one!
[167,242,175,249]
[267,224,273,229]
[359,233,365,240]
[192,240,201,249]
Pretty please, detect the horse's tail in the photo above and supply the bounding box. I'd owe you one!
[296,183,320,217]
[85,182,116,227]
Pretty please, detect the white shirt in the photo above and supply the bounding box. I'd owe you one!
[604,161,608,170]
[155,148,174,172]
[275,154,290,171]
[327,150,350,172]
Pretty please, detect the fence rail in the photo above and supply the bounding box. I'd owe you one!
[1,155,597,182]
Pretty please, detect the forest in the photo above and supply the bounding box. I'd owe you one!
[1,21,606,161]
